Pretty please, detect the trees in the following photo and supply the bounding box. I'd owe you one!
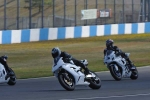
[25,0,52,12]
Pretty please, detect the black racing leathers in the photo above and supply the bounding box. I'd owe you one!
[0,56,10,73]
[104,46,132,66]
[54,51,90,74]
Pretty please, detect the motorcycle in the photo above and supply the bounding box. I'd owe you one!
[52,57,101,91]
[0,56,16,85]
[104,50,138,81]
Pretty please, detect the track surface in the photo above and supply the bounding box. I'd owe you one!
[0,66,150,100]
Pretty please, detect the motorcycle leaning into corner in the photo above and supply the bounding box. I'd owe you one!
[104,50,138,81]
[0,55,16,85]
[52,57,101,91]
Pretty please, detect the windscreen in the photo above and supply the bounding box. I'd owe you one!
[106,50,113,56]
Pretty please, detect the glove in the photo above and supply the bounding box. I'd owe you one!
[63,58,71,63]
[81,59,88,66]
[114,46,119,51]
[116,52,121,56]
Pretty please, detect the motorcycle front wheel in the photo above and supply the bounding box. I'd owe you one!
[58,71,75,91]
[109,64,122,81]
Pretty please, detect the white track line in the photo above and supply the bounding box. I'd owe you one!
[60,93,150,100]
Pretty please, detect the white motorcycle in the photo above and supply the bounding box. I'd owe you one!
[0,56,16,85]
[52,57,101,91]
[104,50,138,81]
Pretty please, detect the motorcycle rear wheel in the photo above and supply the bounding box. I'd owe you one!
[88,72,101,89]
[7,68,16,85]
[130,67,138,80]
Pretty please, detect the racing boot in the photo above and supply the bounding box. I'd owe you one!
[127,59,135,70]
[84,68,92,78]
[5,70,14,80]
[5,72,10,80]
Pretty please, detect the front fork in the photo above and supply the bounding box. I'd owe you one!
[109,64,119,71]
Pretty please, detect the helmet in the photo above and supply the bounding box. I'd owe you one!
[1,55,8,61]
[106,39,114,49]
[51,47,61,58]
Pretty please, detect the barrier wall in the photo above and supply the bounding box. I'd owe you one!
[0,22,150,44]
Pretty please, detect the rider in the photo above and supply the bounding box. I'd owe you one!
[104,39,134,69]
[0,55,12,80]
[51,47,90,76]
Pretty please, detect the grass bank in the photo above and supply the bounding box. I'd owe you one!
[0,33,150,79]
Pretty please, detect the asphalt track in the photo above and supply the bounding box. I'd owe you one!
[0,66,150,100]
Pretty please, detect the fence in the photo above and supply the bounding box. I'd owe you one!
[0,0,150,30]
[0,22,150,44]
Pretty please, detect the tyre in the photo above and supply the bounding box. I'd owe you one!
[58,72,75,91]
[88,72,101,89]
[7,68,16,85]
[109,64,122,81]
[130,67,138,80]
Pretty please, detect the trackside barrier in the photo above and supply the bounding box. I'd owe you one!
[0,22,150,44]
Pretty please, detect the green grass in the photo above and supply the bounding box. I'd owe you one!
[0,33,150,79]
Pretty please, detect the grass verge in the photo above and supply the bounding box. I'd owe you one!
[0,33,150,79]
